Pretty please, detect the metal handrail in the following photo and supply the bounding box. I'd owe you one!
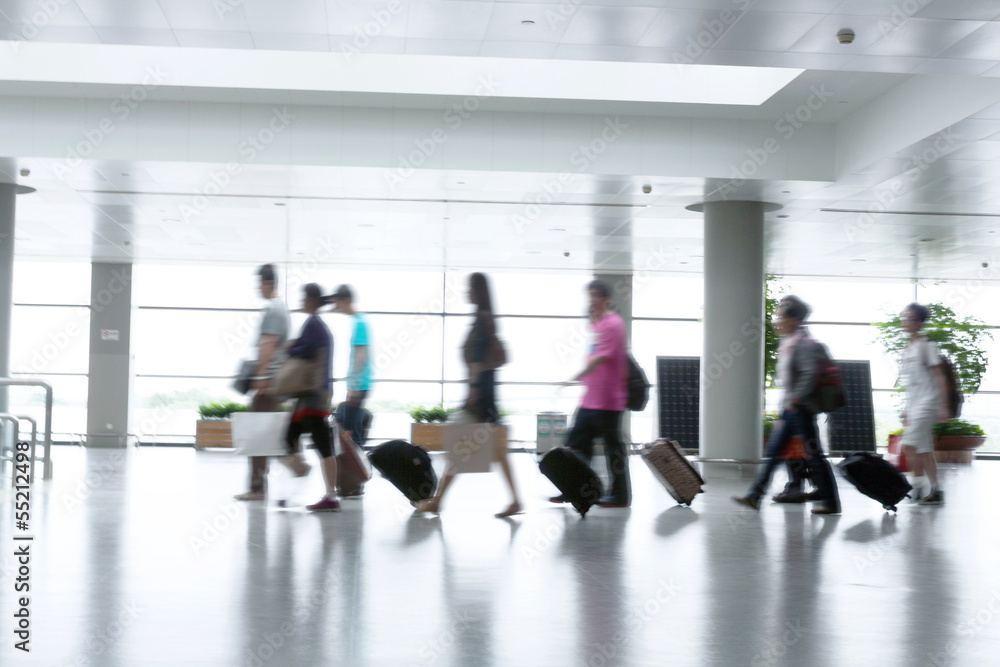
[1,415,41,483]
[0,415,20,486]
[0,379,53,479]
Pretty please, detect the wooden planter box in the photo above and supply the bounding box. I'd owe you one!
[887,433,985,466]
[196,420,233,448]
[411,423,510,452]
[411,423,445,450]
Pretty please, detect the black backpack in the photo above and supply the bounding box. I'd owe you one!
[938,355,964,419]
[626,354,651,412]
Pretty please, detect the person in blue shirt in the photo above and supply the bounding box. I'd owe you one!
[330,284,373,497]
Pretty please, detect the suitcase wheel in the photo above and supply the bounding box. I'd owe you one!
[882,504,898,512]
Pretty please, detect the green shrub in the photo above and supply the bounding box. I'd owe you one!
[408,404,454,423]
[198,400,249,420]
[888,419,984,438]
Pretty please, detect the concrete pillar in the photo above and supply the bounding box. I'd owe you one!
[687,200,777,478]
[0,183,35,413]
[86,263,133,447]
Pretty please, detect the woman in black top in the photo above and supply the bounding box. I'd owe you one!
[417,273,522,517]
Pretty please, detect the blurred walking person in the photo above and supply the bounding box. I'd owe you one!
[732,295,841,515]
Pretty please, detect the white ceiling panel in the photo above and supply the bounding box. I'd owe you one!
[562,6,664,47]
[75,0,171,29]
[712,11,825,52]
[157,0,252,31]
[865,18,985,58]
[239,0,329,35]
[93,27,180,47]
[938,22,1000,61]
[173,30,256,50]
[404,0,495,42]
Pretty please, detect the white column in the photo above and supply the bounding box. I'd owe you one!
[0,183,35,413]
[86,263,134,447]
[688,200,776,478]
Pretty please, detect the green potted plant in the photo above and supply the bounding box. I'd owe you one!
[408,404,452,450]
[876,302,992,463]
[195,400,249,448]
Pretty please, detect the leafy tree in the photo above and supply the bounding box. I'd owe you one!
[875,302,992,395]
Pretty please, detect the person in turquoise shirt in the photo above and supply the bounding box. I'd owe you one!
[330,284,373,497]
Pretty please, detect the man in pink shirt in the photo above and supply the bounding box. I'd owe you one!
[551,279,632,507]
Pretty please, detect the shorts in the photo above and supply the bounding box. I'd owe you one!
[901,411,936,454]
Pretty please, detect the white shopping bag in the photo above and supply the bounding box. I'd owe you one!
[442,421,497,473]
[231,412,289,457]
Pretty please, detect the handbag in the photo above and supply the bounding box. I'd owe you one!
[272,352,324,397]
[486,335,507,370]
[232,359,256,395]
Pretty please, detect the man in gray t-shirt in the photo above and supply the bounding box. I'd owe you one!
[235,263,290,500]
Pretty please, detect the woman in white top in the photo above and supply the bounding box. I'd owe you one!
[899,303,951,505]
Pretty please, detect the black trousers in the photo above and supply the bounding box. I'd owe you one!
[565,408,631,503]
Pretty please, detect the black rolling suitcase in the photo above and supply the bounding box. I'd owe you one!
[539,448,604,518]
[368,440,438,503]
[838,452,912,512]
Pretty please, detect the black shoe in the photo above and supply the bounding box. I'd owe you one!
[803,490,825,502]
[732,495,761,511]
[918,489,944,506]
[772,492,808,504]
[340,488,365,499]
[811,505,841,515]
[549,494,568,503]
[597,496,630,508]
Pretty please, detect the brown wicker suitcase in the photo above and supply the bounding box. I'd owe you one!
[640,439,705,506]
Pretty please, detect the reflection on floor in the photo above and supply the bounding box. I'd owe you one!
[1,447,998,666]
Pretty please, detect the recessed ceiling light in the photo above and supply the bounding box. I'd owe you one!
[679,261,688,265]
[919,237,936,243]
[456,181,466,186]
[522,19,535,25]
[358,223,375,228]
[549,228,566,232]
[123,241,132,246]
[358,247,374,251]
[781,190,790,194]
[527,251,541,255]
[274,202,285,206]
[851,258,866,262]
[777,214,789,218]
[162,218,180,223]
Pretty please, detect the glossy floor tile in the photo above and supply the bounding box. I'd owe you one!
[2,447,999,666]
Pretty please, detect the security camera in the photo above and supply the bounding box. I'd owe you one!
[837,29,855,45]
[642,184,652,194]
[19,168,29,177]
[983,262,989,269]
